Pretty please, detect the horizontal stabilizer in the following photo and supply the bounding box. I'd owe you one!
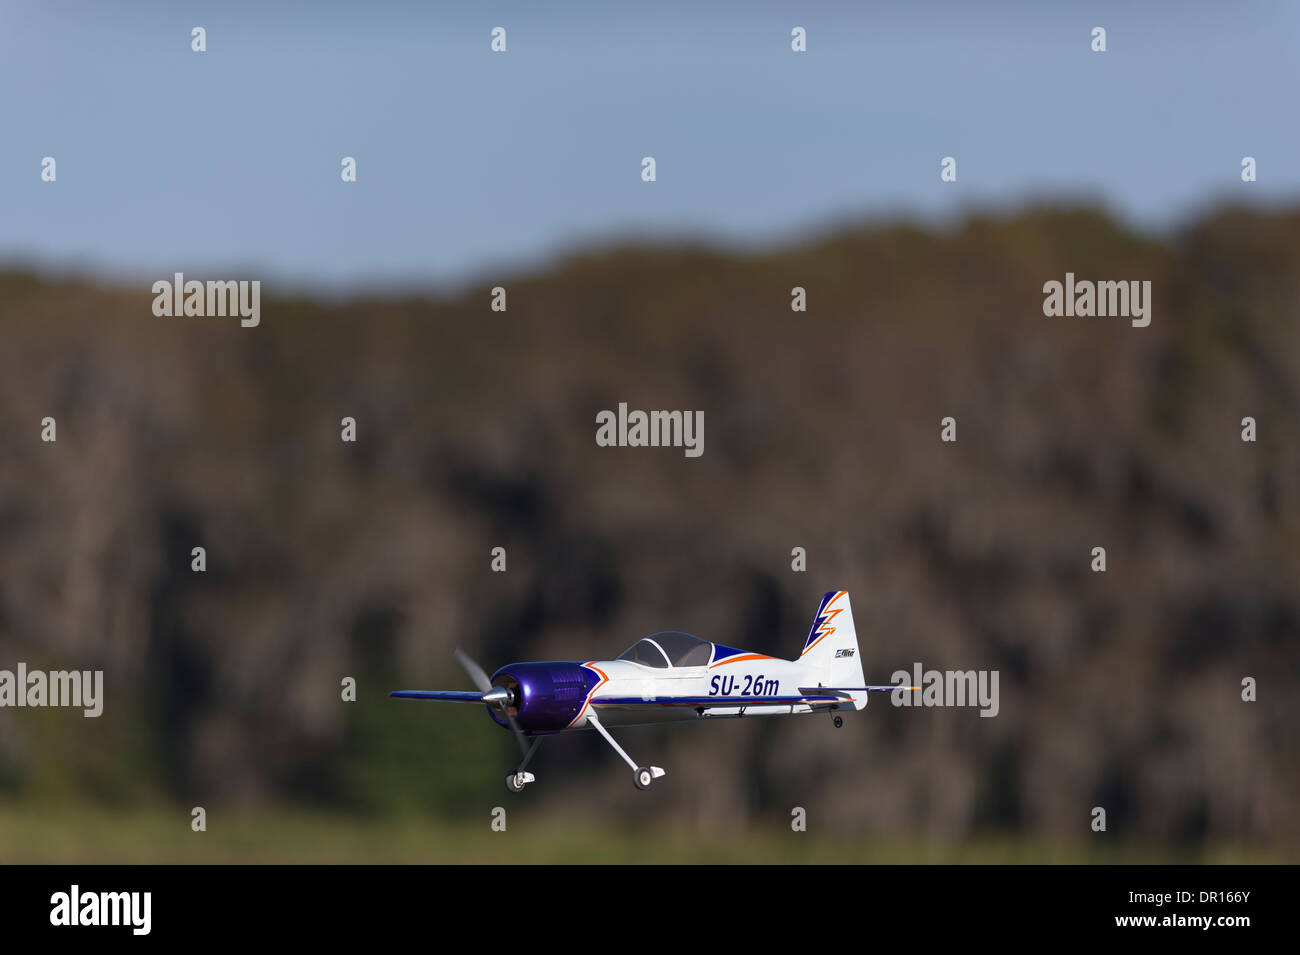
[389,690,486,702]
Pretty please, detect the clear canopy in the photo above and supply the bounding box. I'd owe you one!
[617,631,712,668]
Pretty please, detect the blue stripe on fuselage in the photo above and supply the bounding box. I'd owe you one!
[592,695,838,707]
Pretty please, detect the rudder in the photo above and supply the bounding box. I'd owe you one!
[797,590,867,690]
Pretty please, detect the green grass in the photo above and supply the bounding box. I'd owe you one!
[0,804,1283,864]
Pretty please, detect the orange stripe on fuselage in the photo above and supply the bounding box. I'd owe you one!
[708,652,777,668]
[569,663,608,727]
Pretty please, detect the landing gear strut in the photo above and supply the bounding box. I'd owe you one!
[504,736,542,793]
[587,712,667,790]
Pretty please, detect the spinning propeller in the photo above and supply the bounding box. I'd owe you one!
[454,648,531,757]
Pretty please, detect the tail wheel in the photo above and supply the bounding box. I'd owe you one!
[634,767,654,790]
[506,773,526,793]
[833,715,844,729]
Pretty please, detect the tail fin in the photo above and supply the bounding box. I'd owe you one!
[797,590,867,690]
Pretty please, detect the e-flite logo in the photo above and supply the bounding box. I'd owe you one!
[50,885,151,935]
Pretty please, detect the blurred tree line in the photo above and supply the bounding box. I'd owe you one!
[0,205,1296,853]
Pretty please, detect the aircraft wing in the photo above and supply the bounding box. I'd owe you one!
[592,693,843,709]
[797,685,915,697]
[389,690,486,702]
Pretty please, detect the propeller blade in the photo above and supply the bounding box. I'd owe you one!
[455,649,530,757]
[455,648,492,693]
[502,710,531,758]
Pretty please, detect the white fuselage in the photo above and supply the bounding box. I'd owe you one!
[568,655,854,729]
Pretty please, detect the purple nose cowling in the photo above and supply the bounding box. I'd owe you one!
[487,662,601,734]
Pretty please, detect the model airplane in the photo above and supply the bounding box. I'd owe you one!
[391,590,912,791]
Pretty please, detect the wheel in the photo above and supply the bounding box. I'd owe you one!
[633,766,654,790]
[832,715,844,729]
[506,773,526,793]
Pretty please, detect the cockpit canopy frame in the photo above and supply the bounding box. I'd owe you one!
[616,631,713,668]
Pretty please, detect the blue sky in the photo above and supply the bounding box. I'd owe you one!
[2,1,1297,293]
